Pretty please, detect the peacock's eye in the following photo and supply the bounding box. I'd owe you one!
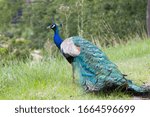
[51,24,55,28]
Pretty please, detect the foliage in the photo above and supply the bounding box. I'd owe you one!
[8,38,31,60]
[0,34,31,61]
[0,0,148,48]
[0,34,10,59]
[0,48,8,55]
[0,0,23,31]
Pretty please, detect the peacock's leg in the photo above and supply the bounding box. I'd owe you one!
[72,65,75,83]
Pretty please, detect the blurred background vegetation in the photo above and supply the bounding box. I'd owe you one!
[0,0,148,60]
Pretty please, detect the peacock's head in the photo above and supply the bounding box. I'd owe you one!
[47,23,58,31]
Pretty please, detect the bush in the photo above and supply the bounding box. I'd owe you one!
[0,34,31,61]
[8,38,31,60]
[0,48,8,55]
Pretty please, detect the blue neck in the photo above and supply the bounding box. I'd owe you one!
[53,28,63,49]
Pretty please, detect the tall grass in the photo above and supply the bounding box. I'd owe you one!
[0,38,150,100]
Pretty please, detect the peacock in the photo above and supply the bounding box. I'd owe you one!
[47,23,150,96]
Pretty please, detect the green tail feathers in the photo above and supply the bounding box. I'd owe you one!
[127,81,150,96]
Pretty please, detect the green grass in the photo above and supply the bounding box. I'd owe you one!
[0,39,150,100]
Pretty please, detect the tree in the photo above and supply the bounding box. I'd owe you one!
[0,0,148,48]
[0,0,23,31]
[147,0,150,37]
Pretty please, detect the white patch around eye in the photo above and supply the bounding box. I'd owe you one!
[51,24,55,28]
[60,38,80,57]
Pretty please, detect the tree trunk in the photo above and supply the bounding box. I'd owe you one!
[147,0,150,37]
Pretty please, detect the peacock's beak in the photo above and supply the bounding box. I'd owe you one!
[47,25,51,29]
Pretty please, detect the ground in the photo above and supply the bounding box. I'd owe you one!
[0,38,150,100]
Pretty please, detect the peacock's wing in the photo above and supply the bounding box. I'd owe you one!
[60,37,81,63]
[61,36,148,94]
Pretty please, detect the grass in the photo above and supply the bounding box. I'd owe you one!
[0,38,150,100]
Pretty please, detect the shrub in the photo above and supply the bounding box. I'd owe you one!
[0,34,31,61]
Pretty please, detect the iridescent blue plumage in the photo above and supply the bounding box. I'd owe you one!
[50,23,63,49]
[71,36,148,94]
[48,23,150,96]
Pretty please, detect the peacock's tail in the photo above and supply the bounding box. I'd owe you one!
[127,80,150,96]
